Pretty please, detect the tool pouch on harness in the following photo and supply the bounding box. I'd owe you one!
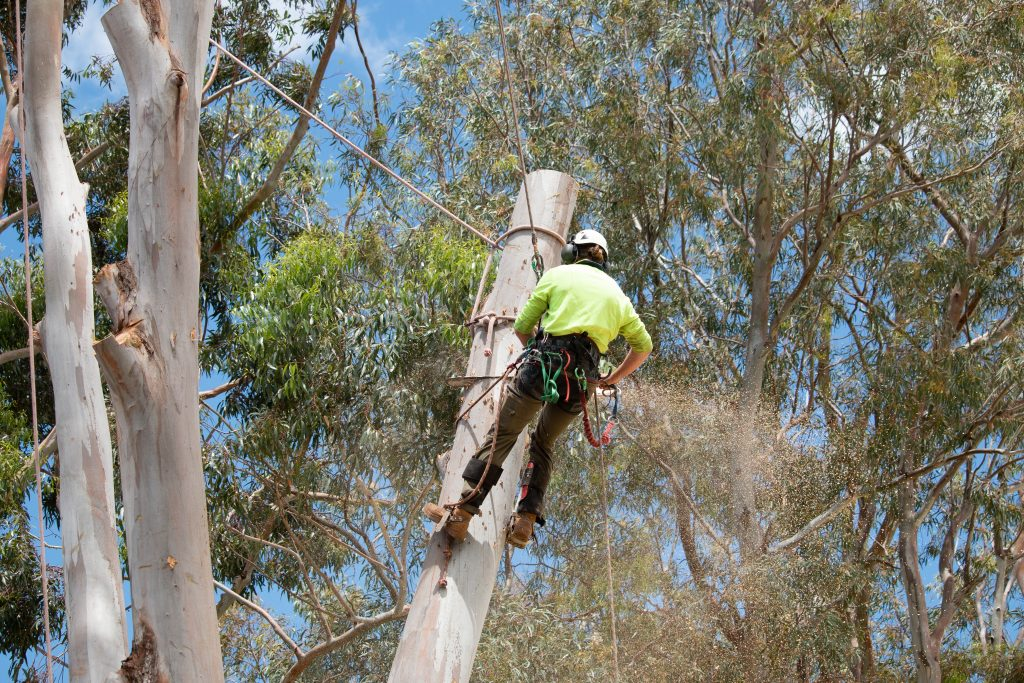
[517,331,601,411]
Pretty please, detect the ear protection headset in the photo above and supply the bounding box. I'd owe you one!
[561,229,609,270]
[560,240,582,265]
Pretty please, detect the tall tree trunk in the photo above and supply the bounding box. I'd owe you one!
[734,234,773,556]
[22,1,128,679]
[898,482,941,682]
[850,583,874,680]
[730,0,779,559]
[389,170,578,683]
[94,1,221,680]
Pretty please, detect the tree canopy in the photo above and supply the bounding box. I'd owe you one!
[2,0,1024,680]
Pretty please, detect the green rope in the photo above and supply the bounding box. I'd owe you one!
[537,350,564,403]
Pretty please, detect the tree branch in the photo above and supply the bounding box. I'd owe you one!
[885,139,973,256]
[213,579,302,657]
[279,605,409,683]
[0,141,110,237]
[230,0,349,230]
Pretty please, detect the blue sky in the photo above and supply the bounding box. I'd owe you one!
[3,1,470,677]
[1,0,469,259]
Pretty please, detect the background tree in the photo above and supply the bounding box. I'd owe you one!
[21,0,127,678]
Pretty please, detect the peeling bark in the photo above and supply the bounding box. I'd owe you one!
[22,0,128,679]
[97,1,221,680]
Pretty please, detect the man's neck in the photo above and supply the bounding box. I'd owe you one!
[576,259,607,272]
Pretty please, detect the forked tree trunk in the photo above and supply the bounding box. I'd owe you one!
[94,1,221,680]
[389,170,578,682]
[22,0,128,679]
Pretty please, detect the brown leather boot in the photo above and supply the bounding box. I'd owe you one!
[423,503,475,542]
[507,512,537,548]
[445,506,474,541]
[423,503,445,523]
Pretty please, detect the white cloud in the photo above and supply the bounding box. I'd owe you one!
[63,1,126,104]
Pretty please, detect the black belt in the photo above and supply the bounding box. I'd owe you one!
[535,331,601,365]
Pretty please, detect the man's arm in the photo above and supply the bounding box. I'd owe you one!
[600,297,652,386]
[513,274,552,346]
[598,348,650,387]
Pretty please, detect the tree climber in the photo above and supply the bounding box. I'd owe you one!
[427,229,652,548]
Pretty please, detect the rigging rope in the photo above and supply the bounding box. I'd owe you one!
[492,0,544,280]
[594,393,622,682]
[15,0,54,677]
[209,40,498,248]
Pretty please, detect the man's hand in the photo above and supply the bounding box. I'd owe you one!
[599,349,651,388]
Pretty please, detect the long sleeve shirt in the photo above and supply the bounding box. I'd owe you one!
[512,263,653,354]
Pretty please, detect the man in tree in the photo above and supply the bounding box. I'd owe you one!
[427,229,652,547]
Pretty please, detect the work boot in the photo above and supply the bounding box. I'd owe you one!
[423,503,475,542]
[507,512,537,548]
[423,503,445,523]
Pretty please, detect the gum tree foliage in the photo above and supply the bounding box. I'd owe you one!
[374,1,1024,680]
[2,0,1024,680]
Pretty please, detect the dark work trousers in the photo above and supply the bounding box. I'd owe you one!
[460,334,598,522]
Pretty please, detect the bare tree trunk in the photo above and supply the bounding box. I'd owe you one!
[22,1,128,679]
[993,551,1007,648]
[95,1,221,680]
[730,0,778,559]
[849,583,874,680]
[734,234,772,556]
[898,483,941,683]
[389,170,578,683]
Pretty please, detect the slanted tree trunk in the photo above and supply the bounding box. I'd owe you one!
[22,1,128,679]
[94,1,221,680]
[389,170,578,683]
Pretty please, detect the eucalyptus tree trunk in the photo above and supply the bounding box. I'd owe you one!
[22,0,128,678]
[389,170,578,683]
[731,0,778,559]
[94,1,221,679]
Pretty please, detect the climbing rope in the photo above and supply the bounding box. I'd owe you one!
[15,0,54,677]
[492,0,544,280]
[596,408,622,682]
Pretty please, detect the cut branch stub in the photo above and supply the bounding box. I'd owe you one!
[95,260,139,332]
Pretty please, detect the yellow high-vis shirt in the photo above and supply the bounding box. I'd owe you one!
[513,263,653,354]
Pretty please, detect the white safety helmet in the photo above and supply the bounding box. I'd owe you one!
[562,229,609,265]
[572,229,608,255]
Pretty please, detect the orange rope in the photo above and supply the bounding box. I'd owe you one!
[15,0,54,677]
